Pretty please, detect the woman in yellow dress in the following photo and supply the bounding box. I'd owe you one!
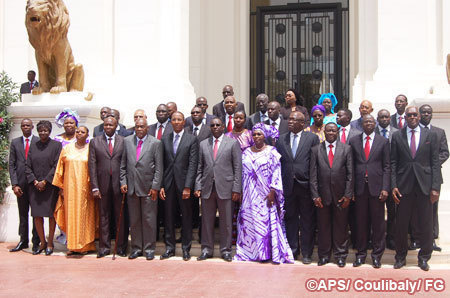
[53,126,98,255]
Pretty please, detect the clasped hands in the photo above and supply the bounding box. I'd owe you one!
[33,180,47,192]
[313,196,350,209]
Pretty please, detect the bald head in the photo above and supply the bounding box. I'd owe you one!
[359,100,373,117]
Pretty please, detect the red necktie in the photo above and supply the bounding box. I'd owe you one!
[364,136,371,160]
[340,127,346,143]
[328,144,334,167]
[157,125,163,140]
[213,139,219,160]
[108,137,113,155]
[398,116,403,129]
[25,139,30,160]
[227,116,233,133]
[30,82,33,91]
[410,129,416,158]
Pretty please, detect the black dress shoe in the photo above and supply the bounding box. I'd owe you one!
[372,259,381,269]
[116,251,127,257]
[393,259,406,269]
[97,250,110,258]
[197,252,213,261]
[353,258,364,267]
[433,240,442,252]
[160,250,175,260]
[337,259,346,268]
[146,252,155,260]
[386,239,396,250]
[45,247,54,256]
[317,258,329,266]
[32,243,40,253]
[32,244,47,255]
[302,256,312,265]
[9,241,28,252]
[222,253,232,262]
[182,251,191,261]
[128,251,143,259]
[408,241,420,250]
[418,260,429,271]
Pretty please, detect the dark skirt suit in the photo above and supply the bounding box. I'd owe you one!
[25,140,62,217]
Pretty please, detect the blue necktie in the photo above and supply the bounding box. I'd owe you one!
[292,134,298,157]
[381,128,387,139]
[173,134,180,154]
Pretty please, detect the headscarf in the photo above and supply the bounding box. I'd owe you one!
[310,104,326,117]
[55,108,80,128]
[252,122,279,142]
[318,93,338,113]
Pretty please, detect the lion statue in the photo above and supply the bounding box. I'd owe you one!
[25,0,84,94]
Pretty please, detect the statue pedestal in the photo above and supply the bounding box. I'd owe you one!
[8,92,102,139]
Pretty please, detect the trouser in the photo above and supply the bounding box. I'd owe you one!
[355,182,386,261]
[128,193,157,254]
[317,202,349,260]
[201,185,232,256]
[16,186,39,245]
[385,194,396,241]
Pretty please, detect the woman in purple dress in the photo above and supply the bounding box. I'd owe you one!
[234,122,294,263]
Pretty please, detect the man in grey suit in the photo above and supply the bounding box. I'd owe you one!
[194,118,242,262]
[89,116,127,258]
[246,93,269,130]
[159,112,199,261]
[376,109,398,250]
[8,118,40,252]
[212,85,245,121]
[120,119,163,260]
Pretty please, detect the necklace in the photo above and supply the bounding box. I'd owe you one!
[253,144,266,152]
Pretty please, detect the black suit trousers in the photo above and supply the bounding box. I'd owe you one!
[164,184,193,252]
[284,181,315,258]
[317,203,349,260]
[16,185,39,245]
[98,177,128,253]
[385,194,396,241]
[395,182,433,262]
[355,182,386,261]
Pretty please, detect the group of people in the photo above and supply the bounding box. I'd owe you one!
[8,85,447,271]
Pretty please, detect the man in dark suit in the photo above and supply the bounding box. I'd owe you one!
[195,118,242,262]
[337,108,360,144]
[212,85,245,121]
[126,109,147,135]
[246,93,269,130]
[93,107,111,137]
[167,102,178,119]
[8,118,40,253]
[349,115,390,269]
[159,112,199,261]
[375,109,398,250]
[120,119,163,260]
[148,104,173,140]
[185,97,214,128]
[350,100,373,131]
[89,116,127,258]
[264,101,289,143]
[391,106,441,271]
[310,122,353,267]
[20,70,39,96]
[390,94,408,129]
[186,106,212,230]
[415,104,449,252]
[276,111,319,264]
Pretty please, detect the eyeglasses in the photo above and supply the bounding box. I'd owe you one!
[406,113,418,117]
[210,124,222,127]
[197,103,207,106]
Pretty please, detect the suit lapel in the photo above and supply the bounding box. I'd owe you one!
[415,127,427,157]
[214,135,227,162]
[19,137,26,160]
[368,135,381,161]
[100,135,111,156]
[400,128,413,159]
[334,142,343,167]
[320,142,331,168]
[284,133,294,160]
[112,136,122,157]
[294,133,307,159]
[207,137,214,161]
[174,133,187,158]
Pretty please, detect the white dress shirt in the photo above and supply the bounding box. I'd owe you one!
[325,140,337,155]
[212,134,224,151]
[407,126,421,151]
[260,111,268,123]
[396,113,405,127]
[269,117,281,129]
[225,114,234,129]
[362,132,375,151]
[157,119,170,135]
[104,133,116,147]
[23,135,33,149]
[192,122,203,135]
[339,124,351,141]
[290,131,302,148]
[419,123,432,130]
[378,125,391,139]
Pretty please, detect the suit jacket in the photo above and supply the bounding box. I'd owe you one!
[310,141,354,206]
[120,135,163,197]
[264,118,289,135]
[280,105,310,124]
[430,126,449,167]
[20,81,39,94]
[88,134,124,196]
[161,132,199,191]
[185,123,212,143]
[9,135,39,188]
[246,111,268,130]
[390,127,441,195]
[94,123,129,137]
[185,113,214,128]
[195,135,242,200]
[212,101,245,124]
[350,117,363,131]
[349,133,390,197]
[390,113,401,129]
[375,126,398,143]
[148,122,173,139]
[276,131,320,197]
[340,126,361,144]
